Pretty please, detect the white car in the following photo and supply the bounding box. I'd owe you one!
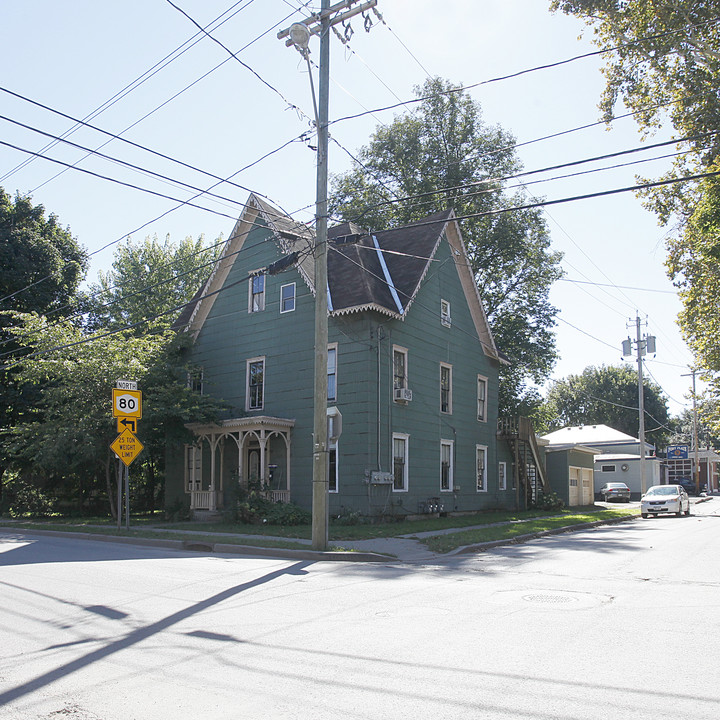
[641,484,690,518]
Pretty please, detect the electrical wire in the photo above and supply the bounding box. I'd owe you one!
[0,0,257,186]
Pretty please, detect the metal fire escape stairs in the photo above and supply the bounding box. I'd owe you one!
[497,417,550,508]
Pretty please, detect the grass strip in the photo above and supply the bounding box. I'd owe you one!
[421,509,638,554]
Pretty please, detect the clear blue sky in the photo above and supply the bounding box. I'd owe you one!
[0,0,699,419]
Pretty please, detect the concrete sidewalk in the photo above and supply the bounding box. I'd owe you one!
[2,496,713,564]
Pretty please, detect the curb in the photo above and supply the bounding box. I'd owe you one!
[0,526,391,563]
[450,513,639,556]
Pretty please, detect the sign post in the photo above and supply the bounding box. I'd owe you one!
[111,381,143,528]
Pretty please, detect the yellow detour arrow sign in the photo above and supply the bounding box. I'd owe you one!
[111,429,144,467]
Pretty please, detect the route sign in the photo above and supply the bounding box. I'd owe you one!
[112,388,142,419]
[111,429,144,467]
[116,379,137,391]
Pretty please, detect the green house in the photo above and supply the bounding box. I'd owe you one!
[165,194,518,518]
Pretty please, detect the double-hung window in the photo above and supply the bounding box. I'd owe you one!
[327,345,337,401]
[246,357,265,410]
[392,433,409,491]
[440,440,453,491]
[441,299,451,327]
[498,461,507,491]
[440,363,452,414]
[280,282,295,313]
[476,445,487,492]
[249,273,265,312]
[393,346,409,402]
[477,375,488,422]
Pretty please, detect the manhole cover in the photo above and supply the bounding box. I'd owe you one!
[488,589,613,610]
[522,593,577,605]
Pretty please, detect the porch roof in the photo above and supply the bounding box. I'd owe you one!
[186,416,295,437]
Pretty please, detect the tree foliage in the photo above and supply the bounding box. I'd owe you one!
[540,364,671,446]
[330,77,564,414]
[0,188,88,498]
[0,188,88,315]
[550,2,720,405]
[2,313,223,516]
[550,0,720,201]
[87,233,221,333]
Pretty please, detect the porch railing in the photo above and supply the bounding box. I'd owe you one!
[190,490,218,511]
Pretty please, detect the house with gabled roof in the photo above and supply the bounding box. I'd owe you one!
[165,193,522,518]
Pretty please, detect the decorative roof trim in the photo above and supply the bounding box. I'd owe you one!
[330,302,402,320]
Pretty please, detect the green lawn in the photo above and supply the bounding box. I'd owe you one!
[1,506,638,553]
[420,509,638,554]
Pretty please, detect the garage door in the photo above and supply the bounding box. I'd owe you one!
[569,467,580,506]
[581,468,593,505]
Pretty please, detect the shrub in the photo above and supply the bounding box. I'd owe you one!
[531,491,565,511]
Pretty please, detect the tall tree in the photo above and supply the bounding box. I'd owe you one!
[0,188,88,501]
[87,233,221,333]
[550,2,720,387]
[540,364,671,447]
[331,77,564,414]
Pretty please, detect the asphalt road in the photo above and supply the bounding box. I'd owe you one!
[1,500,719,719]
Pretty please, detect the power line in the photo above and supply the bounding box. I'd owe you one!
[0,0,257,185]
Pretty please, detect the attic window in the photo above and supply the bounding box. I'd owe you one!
[441,299,451,327]
[249,273,265,312]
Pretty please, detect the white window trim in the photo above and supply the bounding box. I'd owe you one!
[441,299,451,327]
[476,445,488,492]
[246,356,265,411]
[498,461,507,491]
[392,432,409,492]
[440,439,454,492]
[327,343,338,402]
[440,362,453,414]
[280,282,296,313]
[393,345,409,396]
[477,374,488,422]
[248,272,265,313]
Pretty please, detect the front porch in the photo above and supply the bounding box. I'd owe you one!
[184,416,295,514]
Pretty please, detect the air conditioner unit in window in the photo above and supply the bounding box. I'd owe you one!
[394,388,413,402]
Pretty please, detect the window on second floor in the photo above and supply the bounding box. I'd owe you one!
[393,347,408,390]
[187,367,203,394]
[327,345,337,402]
[440,363,452,414]
[247,357,265,410]
[249,273,265,312]
[477,375,488,422]
[280,282,295,313]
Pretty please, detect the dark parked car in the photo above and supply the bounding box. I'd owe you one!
[598,482,631,502]
[674,478,697,496]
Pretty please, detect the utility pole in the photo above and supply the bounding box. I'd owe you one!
[279,0,379,551]
[682,368,702,493]
[622,315,656,494]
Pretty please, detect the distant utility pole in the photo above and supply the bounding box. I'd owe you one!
[279,0,379,551]
[681,368,702,493]
[622,315,656,494]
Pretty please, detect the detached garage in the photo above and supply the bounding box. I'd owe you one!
[544,444,598,507]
